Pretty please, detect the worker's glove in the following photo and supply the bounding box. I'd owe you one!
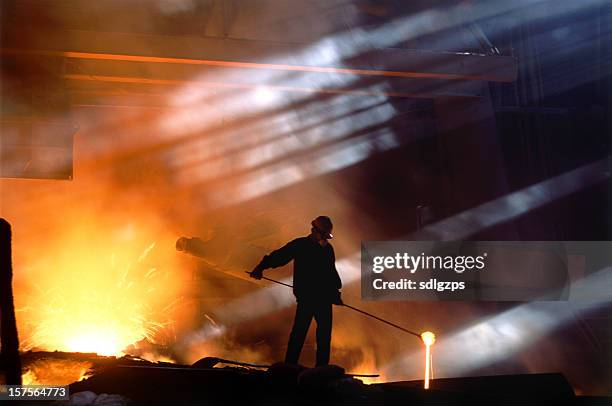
[249,265,264,280]
[332,290,343,305]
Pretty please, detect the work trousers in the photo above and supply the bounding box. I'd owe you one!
[285,299,333,367]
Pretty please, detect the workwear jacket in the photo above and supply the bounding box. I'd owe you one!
[257,236,342,302]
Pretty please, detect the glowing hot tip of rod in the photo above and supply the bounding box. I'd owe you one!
[421,331,436,346]
[421,331,436,390]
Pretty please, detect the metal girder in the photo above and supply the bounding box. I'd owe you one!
[2,28,517,83]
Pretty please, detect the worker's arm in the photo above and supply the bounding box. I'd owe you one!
[331,246,342,290]
[330,246,343,304]
[250,239,298,279]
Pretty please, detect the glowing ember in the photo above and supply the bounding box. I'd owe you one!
[421,331,436,346]
[420,331,436,389]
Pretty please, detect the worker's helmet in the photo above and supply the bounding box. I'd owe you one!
[311,216,333,239]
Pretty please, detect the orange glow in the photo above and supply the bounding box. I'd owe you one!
[421,331,436,389]
[22,359,92,385]
[354,373,385,385]
[349,355,386,384]
[11,200,194,358]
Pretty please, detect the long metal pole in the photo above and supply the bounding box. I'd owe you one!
[341,303,421,338]
[246,272,421,339]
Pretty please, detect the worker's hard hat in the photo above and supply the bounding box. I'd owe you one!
[312,216,333,239]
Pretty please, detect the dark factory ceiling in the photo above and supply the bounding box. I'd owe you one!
[3,0,479,44]
[1,0,517,112]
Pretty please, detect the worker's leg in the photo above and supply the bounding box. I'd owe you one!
[285,301,313,364]
[314,302,333,367]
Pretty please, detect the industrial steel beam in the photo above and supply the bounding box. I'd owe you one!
[2,28,517,83]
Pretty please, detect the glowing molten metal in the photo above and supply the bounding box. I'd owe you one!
[420,331,436,389]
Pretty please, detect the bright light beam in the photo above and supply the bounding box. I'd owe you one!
[415,158,611,241]
[176,95,396,187]
[382,267,612,381]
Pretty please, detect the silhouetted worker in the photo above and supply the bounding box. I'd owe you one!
[250,216,342,367]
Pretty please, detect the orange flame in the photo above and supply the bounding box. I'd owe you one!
[14,213,193,357]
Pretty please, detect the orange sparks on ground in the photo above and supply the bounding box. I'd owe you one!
[420,331,436,389]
